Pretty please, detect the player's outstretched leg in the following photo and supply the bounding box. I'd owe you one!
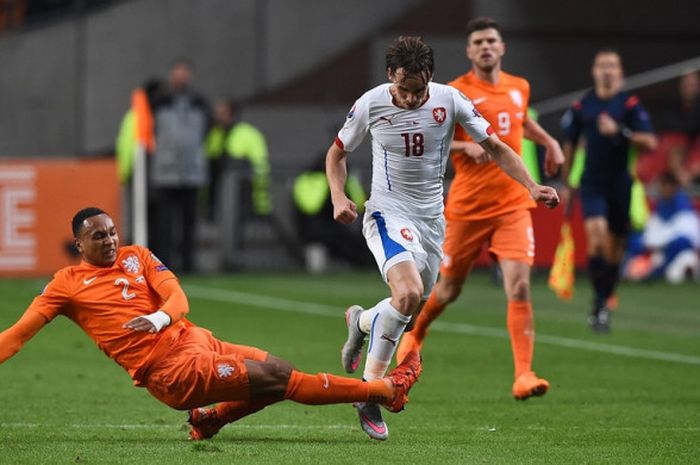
[188,353,423,441]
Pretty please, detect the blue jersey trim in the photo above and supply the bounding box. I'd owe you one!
[372,211,406,261]
[383,147,392,191]
[367,312,380,353]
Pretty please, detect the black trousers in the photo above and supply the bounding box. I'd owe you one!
[149,186,199,272]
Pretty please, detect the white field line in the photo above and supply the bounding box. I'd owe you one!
[184,285,700,366]
[2,423,699,433]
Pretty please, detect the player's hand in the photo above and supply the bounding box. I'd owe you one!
[597,112,619,136]
[530,184,560,209]
[123,316,157,333]
[543,140,565,177]
[332,196,358,224]
[453,141,492,164]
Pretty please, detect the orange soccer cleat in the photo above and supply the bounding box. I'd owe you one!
[382,350,423,413]
[188,406,227,441]
[512,371,550,401]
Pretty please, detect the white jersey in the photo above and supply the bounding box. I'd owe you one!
[336,82,492,219]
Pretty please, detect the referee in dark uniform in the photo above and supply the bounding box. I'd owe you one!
[561,48,657,333]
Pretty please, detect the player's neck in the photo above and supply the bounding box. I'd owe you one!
[594,84,621,100]
[473,66,501,85]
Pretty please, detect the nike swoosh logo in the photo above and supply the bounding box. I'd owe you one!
[83,276,97,285]
[322,373,330,389]
[359,412,387,434]
[472,97,487,105]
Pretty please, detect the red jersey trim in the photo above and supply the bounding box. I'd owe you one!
[334,137,345,150]
[624,95,640,109]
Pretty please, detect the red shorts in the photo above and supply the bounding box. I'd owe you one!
[441,208,535,279]
[142,326,268,410]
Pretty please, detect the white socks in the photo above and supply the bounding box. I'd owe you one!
[362,299,411,381]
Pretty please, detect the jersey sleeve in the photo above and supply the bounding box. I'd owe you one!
[138,246,178,290]
[452,88,492,143]
[28,271,72,322]
[336,95,370,152]
[624,95,654,133]
[561,101,583,144]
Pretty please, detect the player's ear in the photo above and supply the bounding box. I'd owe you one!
[74,237,83,254]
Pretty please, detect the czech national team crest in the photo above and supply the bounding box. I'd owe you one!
[400,228,414,242]
[432,107,447,124]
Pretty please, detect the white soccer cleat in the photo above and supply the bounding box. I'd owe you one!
[341,305,367,373]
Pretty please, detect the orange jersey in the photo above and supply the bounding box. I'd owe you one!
[27,245,190,382]
[446,70,536,220]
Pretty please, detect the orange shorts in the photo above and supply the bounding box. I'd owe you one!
[142,326,268,410]
[441,208,535,279]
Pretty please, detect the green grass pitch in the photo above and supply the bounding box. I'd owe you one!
[1,271,698,464]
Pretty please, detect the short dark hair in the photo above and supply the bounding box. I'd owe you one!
[594,46,622,64]
[72,207,107,237]
[385,36,434,77]
[466,16,502,40]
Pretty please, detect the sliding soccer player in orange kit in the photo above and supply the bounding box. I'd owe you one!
[0,207,422,440]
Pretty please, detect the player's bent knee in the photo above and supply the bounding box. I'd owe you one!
[395,287,422,314]
[508,278,530,301]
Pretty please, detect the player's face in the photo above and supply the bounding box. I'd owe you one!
[466,28,505,72]
[388,68,431,109]
[592,53,623,90]
[75,214,119,267]
[169,64,192,93]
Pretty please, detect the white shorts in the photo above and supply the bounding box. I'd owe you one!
[363,209,445,299]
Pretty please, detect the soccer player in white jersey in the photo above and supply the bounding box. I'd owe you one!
[325,36,559,441]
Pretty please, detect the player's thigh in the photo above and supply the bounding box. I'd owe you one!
[440,218,494,281]
[489,209,535,266]
[145,328,253,410]
[213,339,269,362]
[363,210,426,283]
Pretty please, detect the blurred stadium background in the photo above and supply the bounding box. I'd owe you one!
[1,0,699,274]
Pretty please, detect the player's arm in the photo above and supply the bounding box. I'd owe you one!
[0,310,48,364]
[325,141,358,224]
[523,118,565,176]
[450,140,492,164]
[123,278,188,333]
[597,113,658,151]
[480,134,559,208]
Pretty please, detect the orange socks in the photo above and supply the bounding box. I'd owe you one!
[507,300,534,378]
[412,291,448,342]
[283,370,392,405]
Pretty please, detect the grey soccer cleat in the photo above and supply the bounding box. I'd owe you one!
[341,305,367,373]
[589,307,611,334]
[354,402,388,441]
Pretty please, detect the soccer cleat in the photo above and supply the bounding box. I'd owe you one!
[382,350,423,413]
[354,402,389,441]
[188,407,226,441]
[589,307,611,334]
[512,371,550,400]
[341,305,367,373]
[396,331,423,365]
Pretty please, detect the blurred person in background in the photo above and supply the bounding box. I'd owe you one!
[561,48,658,333]
[149,59,211,273]
[397,17,564,401]
[626,172,699,283]
[658,71,700,185]
[204,98,271,223]
[293,152,371,270]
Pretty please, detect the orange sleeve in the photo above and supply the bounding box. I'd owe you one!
[154,278,189,323]
[139,246,177,290]
[0,309,48,364]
